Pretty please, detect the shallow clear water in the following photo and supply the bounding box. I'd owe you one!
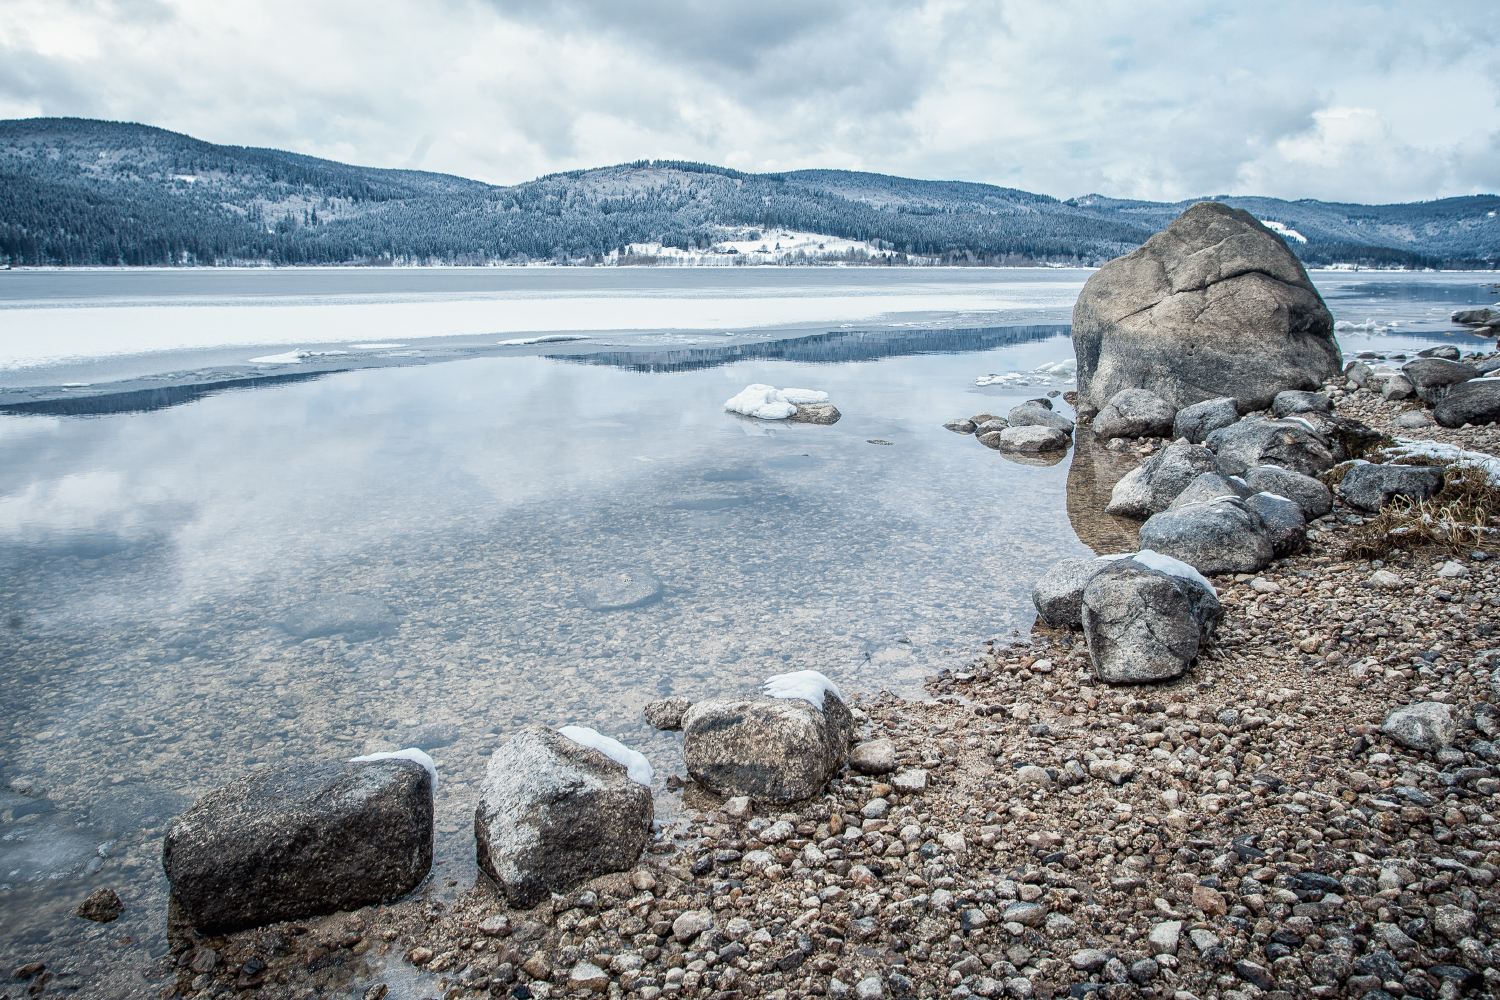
[0,266,1494,989]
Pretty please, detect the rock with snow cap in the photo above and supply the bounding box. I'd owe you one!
[1244,492,1307,557]
[682,672,855,803]
[164,756,434,932]
[1080,550,1222,684]
[475,725,653,907]
[1167,472,1252,510]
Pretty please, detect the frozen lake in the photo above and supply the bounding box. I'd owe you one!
[0,265,1495,991]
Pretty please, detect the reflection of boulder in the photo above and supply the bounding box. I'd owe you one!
[997,448,1067,468]
[1065,435,1144,554]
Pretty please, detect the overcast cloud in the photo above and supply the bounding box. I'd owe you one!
[1,0,1496,203]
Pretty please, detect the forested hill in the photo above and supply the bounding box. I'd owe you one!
[2,117,1497,268]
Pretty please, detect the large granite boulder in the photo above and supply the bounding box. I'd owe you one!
[1337,464,1445,512]
[1243,466,1333,519]
[1081,553,1223,684]
[164,757,434,932]
[1204,417,1335,478]
[1105,440,1219,518]
[682,677,854,804]
[1072,202,1340,413]
[1245,492,1307,558]
[1172,397,1240,444]
[1401,359,1478,404]
[1434,379,1500,427]
[1137,497,1274,575]
[1092,389,1176,439]
[475,726,653,907]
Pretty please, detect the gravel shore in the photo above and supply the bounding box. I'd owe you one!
[25,362,1500,1000]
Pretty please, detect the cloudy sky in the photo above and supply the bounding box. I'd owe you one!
[1,0,1497,204]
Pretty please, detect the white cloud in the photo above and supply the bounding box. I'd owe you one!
[0,0,1496,203]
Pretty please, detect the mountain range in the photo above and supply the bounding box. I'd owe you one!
[2,117,1497,269]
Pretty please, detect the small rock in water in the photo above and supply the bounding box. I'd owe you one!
[164,757,434,932]
[280,594,398,641]
[75,887,123,923]
[576,567,663,611]
[943,417,977,434]
[1007,401,1074,433]
[642,696,693,731]
[998,426,1069,452]
[789,403,840,424]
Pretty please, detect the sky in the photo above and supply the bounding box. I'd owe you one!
[0,0,1497,205]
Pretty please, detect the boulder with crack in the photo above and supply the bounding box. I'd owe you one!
[1105,440,1220,518]
[1072,201,1340,414]
[1204,417,1335,478]
[1172,397,1240,444]
[1137,496,1274,575]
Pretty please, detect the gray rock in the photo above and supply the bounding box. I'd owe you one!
[977,429,1007,449]
[1452,307,1500,326]
[790,403,841,425]
[281,595,397,641]
[1380,702,1456,752]
[672,910,714,941]
[1244,465,1333,519]
[1007,402,1075,433]
[998,426,1070,452]
[475,726,652,907]
[642,697,694,731]
[943,418,977,434]
[1002,901,1047,927]
[1070,949,1109,972]
[1337,463,1444,512]
[1417,345,1461,360]
[1148,920,1182,956]
[1402,358,1478,403]
[1092,388,1176,439]
[1434,378,1500,427]
[849,739,896,775]
[1244,492,1306,558]
[976,419,1009,435]
[1168,472,1251,510]
[1172,397,1240,443]
[1381,374,1415,401]
[1271,390,1332,418]
[682,694,854,803]
[1392,409,1435,430]
[164,758,433,932]
[1032,557,1117,628]
[1081,556,1222,684]
[577,567,663,611]
[1343,361,1373,388]
[1204,417,1335,478]
[970,412,1002,426]
[1105,440,1220,518]
[1072,202,1340,412]
[1138,497,1274,575]
[1433,903,1478,940]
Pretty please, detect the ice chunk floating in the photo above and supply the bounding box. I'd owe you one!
[723,384,830,420]
[763,670,841,711]
[558,726,654,786]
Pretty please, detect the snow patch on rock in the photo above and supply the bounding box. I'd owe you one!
[558,726,654,786]
[763,670,841,711]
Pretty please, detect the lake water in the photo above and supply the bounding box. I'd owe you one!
[0,266,1495,993]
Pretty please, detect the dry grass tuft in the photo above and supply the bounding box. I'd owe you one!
[1345,462,1500,559]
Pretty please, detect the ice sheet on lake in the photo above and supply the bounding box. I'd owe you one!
[975,357,1076,387]
[763,669,841,711]
[249,349,349,364]
[497,335,591,346]
[558,726,654,786]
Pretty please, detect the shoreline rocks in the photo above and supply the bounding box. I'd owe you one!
[681,693,855,803]
[475,726,653,907]
[1080,554,1223,683]
[163,757,434,932]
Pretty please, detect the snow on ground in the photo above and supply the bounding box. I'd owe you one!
[763,670,842,711]
[1257,219,1308,244]
[624,229,896,265]
[557,726,653,786]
